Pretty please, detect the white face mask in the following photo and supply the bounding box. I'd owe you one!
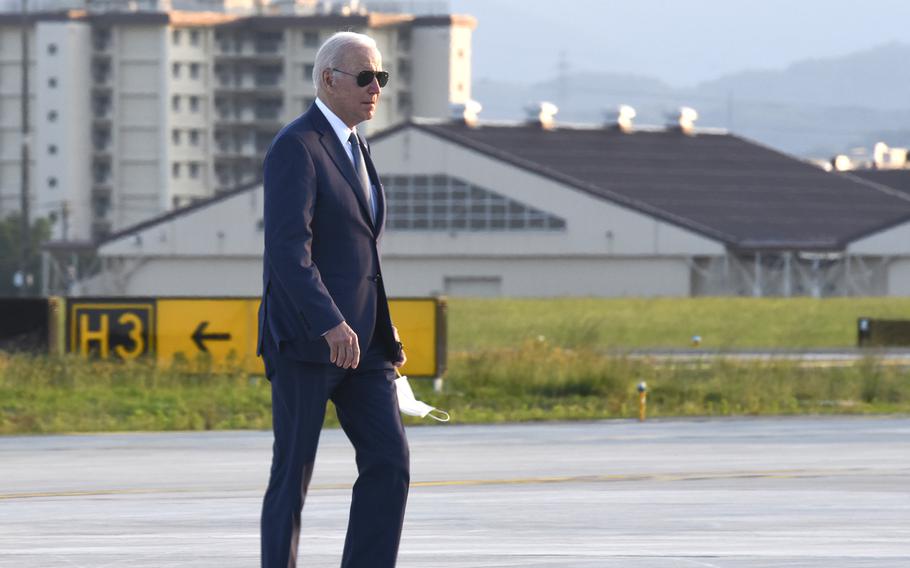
[395,376,450,422]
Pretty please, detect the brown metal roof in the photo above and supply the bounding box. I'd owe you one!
[849,169,910,196]
[372,120,910,251]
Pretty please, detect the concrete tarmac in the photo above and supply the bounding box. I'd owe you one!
[1,417,909,567]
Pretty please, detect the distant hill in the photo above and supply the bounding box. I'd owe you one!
[472,43,910,159]
[694,42,910,110]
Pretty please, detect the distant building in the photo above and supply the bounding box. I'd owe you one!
[0,0,474,240]
[66,106,910,298]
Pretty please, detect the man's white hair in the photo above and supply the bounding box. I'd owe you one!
[313,32,380,94]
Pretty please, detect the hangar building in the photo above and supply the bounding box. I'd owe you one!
[60,108,910,297]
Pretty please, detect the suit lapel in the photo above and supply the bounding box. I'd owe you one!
[311,106,376,231]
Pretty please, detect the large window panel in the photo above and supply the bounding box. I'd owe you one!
[384,174,566,232]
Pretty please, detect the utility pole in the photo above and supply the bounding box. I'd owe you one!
[18,0,31,297]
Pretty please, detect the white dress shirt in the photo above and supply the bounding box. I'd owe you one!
[315,98,377,219]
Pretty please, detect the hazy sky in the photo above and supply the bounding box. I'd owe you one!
[450,0,910,86]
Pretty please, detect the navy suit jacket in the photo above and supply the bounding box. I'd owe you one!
[257,104,397,364]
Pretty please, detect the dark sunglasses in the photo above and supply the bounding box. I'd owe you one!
[332,68,390,88]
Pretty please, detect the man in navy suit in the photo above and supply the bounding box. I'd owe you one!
[257,31,408,568]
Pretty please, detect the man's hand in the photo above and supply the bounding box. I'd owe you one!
[392,326,407,368]
[324,321,360,369]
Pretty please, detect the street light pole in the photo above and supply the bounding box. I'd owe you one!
[18,0,31,297]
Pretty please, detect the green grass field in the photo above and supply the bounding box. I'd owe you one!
[2,298,910,434]
[447,297,910,350]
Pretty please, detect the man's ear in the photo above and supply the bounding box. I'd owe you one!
[322,69,333,89]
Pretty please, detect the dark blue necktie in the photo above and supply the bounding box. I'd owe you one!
[348,132,375,223]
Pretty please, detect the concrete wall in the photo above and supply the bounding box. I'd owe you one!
[886,258,910,296]
[849,222,910,256]
[100,183,262,258]
[85,254,692,298]
[88,256,261,296]
[382,256,691,297]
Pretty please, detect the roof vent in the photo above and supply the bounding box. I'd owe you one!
[526,101,558,130]
[873,142,908,169]
[669,106,698,135]
[450,100,482,127]
[831,154,854,172]
[607,104,636,133]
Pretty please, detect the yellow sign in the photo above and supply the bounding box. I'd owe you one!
[390,298,444,377]
[157,299,261,373]
[63,297,445,377]
[68,300,156,361]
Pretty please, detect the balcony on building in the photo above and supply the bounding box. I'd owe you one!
[254,66,283,88]
[92,129,112,154]
[254,104,282,122]
[397,59,412,84]
[215,32,284,60]
[397,91,413,116]
[92,61,112,86]
[92,95,112,122]
[216,106,258,123]
[254,32,284,55]
[91,188,112,215]
[93,163,112,187]
[91,219,112,239]
[397,30,411,52]
[92,29,111,52]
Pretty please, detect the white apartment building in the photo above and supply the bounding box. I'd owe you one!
[0,0,474,241]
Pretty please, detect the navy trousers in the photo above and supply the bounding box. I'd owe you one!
[260,336,410,568]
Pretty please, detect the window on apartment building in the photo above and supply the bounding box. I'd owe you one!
[48,77,57,88]
[47,111,58,122]
[189,129,200,145]
[48,144,57,155]
[172,95,181,111]
[384,174,567,232]
[172,163,181,178]
[190,30,200,46]
[48,177,58,188]
[47,43,58,55]
[172,30,181,45]
[190,63,200,79]
[172,129,181,144]
[172,62,181,78]
[303,31,319,47]
[303,63,314,81]
[189,162,200,178]
[189,96,200,112]
[302,96,315,111]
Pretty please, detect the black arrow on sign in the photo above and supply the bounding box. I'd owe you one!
[191,321,232,352]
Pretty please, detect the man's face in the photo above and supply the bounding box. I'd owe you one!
[324,45,383,127]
